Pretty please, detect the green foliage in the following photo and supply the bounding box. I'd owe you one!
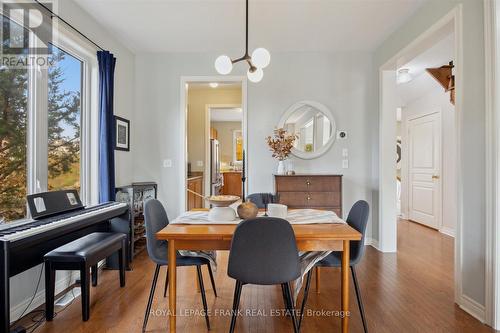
[0,49,81,222]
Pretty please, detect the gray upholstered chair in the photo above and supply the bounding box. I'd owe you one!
[299,200,370,332]
[142,199,217,332]
[227,217,301,333]
[245,193,278,209]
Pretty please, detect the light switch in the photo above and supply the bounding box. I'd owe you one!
[342,148,348,157]
[196,160,204,167]
[163,159,172,168]
[342,159,349,169]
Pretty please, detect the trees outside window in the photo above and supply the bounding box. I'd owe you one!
[0,15,83,223]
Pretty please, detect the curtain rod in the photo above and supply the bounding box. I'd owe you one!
[33,0,105,51]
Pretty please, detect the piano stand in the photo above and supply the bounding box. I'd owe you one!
[0,198,129,333]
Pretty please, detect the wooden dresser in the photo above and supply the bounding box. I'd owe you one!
[274,174,343,216]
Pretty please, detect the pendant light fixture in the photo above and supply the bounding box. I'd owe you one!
[215,0,270,83]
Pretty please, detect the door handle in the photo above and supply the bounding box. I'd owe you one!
[432,175,440,180]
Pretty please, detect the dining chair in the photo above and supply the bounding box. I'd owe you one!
[299,200,370,333]
[142,199,217,332]
[227,217,301,333]
[245,193,278,209]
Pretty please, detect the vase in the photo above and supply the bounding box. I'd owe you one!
[277,160,286,175]
[286,159,295,174]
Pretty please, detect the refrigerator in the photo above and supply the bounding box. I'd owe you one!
[210,139,223,195]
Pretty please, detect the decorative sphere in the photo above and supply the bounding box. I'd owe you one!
[251,48,271,68]
[247,67,264,83]
[215,55,233,75]
[237,201,258,219]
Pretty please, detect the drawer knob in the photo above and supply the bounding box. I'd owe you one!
[307,195,311,201]
[306,180,311,186]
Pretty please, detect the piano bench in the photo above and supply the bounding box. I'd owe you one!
[43,232,127,322]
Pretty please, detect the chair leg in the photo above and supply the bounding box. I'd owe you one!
[299,269,313,329]
[196,265,210,330]
[351,266,368,333]
[91,264,98,287]
[142,264,161,333]
[80,265,91,321]
[207,263,218,297]
[44,261,55,321]
[280,284,292,316]
[118,247,126,287]
[229,281,243,333]
[163,267,169,298]
[283,282,299,333]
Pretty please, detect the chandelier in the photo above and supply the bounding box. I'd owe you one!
[214,0,270,83]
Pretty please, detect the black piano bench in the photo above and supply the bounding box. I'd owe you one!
[43,232,127,322]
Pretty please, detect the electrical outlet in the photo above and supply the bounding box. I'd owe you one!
[342,148,348,157]
[342,159,349,169]
[163,159,172,168]
[196,160,204,167]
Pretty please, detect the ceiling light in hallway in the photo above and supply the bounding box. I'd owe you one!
[397,68,412,84]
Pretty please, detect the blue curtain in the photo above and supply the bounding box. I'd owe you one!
[98,51,116,203]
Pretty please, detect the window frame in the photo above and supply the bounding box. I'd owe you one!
[0,10,99,221]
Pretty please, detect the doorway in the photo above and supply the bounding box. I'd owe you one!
[379,5,462,309]
[179,77,247,212]
[206,105,244,200]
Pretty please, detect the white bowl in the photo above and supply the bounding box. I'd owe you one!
[208,207,238,222]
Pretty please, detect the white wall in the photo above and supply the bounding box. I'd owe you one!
[373,0,486,310]
[400,75,457,236]
[134,52,374,237]
[9,0,136,322]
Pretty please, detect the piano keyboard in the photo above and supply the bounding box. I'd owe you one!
[0,202,128,242]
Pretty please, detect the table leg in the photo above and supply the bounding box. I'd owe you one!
[341,240,350,333]
[168,240,177,333]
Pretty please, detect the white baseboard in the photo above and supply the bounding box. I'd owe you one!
[439,226,455,238]
[365,237,381,251]
[10,270,79,323]
[459,294,486,323]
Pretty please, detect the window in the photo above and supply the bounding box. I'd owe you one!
[0,15,95,223]
[47,46,82,192]
[0,16,29,222]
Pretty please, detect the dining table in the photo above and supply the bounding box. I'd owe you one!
[156,209,362,333]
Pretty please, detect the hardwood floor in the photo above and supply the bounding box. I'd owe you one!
[20,219,495,332]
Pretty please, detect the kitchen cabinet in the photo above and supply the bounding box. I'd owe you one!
[187,176,204,210]
[222,172,242,197]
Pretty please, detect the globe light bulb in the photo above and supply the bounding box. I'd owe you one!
[247,68,264,83]
[215,55,233,75]
[251,48,271,69]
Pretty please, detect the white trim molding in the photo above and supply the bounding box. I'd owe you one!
[484,0,500,328]
[459,294,486,324]
[439,226,455,238]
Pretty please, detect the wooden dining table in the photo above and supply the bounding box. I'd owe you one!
[156,211,362,333]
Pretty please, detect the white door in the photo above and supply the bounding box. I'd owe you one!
[408,112,441,229]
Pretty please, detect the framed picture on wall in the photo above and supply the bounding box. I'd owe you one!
[233,130,243,162]
[114,116,130,151]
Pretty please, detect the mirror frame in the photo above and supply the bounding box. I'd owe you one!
[278,100,337,160]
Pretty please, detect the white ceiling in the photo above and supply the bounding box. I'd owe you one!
[211,108,243,122]
[74,0,427,54]
[396,32,454,104]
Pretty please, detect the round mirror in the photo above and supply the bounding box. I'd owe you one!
[278,101,336,159]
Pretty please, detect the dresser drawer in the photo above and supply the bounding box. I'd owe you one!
[278,192,341,208]
[275,176,341,192]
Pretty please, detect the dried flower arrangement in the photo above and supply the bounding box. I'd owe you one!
[266,128,298,161]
